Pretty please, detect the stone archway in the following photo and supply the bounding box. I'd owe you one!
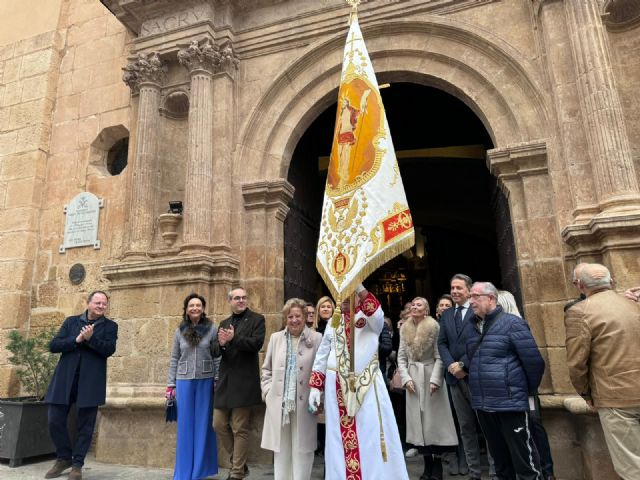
[237,16,569,396]
[236,17,550,180]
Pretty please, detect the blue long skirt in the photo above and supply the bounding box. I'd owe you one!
[174,378,218,480]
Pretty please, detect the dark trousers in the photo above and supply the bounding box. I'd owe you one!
[47,376,98,467]
[48,404,97,467]
[476,410,542,480]
[530,402,554,477]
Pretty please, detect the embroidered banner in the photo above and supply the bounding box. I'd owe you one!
[316,12,414,302]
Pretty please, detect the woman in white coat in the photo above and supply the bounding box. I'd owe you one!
[261,298,323,480]
[398,297,458,480]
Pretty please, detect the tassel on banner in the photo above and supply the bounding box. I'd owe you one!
[331,306,342,329]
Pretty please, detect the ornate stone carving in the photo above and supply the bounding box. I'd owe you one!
[177,38,239,75]
[122,52,166,92]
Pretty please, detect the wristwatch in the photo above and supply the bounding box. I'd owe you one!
[458,361,465,368]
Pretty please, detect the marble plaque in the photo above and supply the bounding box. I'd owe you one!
[59,192,104,253]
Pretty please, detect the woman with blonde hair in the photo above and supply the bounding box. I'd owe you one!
[313,296,335,335]
[398,297,457,480]
[261,298,323,479]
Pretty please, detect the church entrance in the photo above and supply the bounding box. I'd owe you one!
[284,82,521,320]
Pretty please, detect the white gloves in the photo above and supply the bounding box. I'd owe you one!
[308,387,322,413]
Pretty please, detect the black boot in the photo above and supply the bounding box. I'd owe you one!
[431,456,443,480]
[420,454,433,480]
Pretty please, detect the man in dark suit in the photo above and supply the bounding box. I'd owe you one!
[212,288,265,480]
[44,291,118,480]
[437,274,494,480]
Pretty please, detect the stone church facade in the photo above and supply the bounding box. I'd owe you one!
[1,1,639,478]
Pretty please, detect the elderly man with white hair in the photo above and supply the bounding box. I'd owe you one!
[465,281,545,480]
[565,263,640,480]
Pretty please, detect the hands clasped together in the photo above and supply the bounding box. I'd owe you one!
[75,324,94,343]
[218,324,235,346]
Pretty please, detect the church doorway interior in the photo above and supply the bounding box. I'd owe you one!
[284,82,521,321]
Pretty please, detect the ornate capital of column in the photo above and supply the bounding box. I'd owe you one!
[177,38,239,76]
[122,51,167,92]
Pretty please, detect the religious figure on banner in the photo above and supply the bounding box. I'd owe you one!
[336,88,371,188]
[329,76,381,195]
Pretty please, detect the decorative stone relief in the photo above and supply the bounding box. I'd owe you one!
[122,52,167,93]
[177,38,239,75]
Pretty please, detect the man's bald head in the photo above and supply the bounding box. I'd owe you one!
[578,263,612,294]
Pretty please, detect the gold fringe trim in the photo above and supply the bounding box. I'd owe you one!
[316,231,415,302]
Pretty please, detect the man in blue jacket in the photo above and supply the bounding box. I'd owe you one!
[466,282,544,480]
[44,291,118,480]
[437,273,492,479]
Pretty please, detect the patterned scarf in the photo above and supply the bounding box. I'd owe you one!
[282,331,299,426]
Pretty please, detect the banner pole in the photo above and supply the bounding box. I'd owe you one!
[349,291,356,392]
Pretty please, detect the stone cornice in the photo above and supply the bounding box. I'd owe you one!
[487,140,548,182]
[241,179,295,222]
[122,51,167,92]
[103,0,498,56]
[102,254,239,289]
[561,210,640,258]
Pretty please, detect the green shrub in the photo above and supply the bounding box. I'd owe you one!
[7,328,59,400]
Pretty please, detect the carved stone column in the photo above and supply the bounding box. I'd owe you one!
[564,0,640,211]
[212,42,239,249]
[122,52,166,257]
[177,39,218,252]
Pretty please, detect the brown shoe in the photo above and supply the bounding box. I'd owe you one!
[44,459,72,478]
[68,466,82,480]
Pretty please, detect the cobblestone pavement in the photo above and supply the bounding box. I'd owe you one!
[0,453,492,479]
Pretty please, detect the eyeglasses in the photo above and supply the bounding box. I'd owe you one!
[469,293,492,299]
[232,296,247,301]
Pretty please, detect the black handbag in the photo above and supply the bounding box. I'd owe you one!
[165,398,177,423]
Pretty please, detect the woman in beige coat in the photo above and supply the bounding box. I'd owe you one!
[261,298,323,480]
[398,297,458,480]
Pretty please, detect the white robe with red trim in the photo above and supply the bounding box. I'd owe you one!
[310,294,408,480]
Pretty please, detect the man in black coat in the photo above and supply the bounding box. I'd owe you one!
[44,291,118,480]
[212,287,265,480]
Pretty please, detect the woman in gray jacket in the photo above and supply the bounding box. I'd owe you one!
[166,293,218,480]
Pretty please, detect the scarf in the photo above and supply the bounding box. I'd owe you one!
[400,316,438,360]
[282,331,300,425]
[180,319,212,347]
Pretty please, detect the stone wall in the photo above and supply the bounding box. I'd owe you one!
[0,23,64,397]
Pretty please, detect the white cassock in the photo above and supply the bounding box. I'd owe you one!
[310,293,409,480]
